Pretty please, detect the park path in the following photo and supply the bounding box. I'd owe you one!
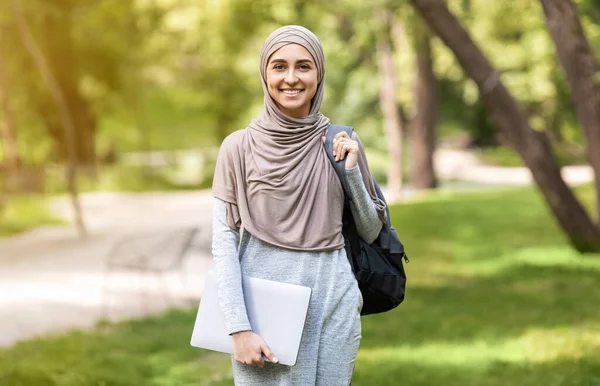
[0,190,215,347]
[0,149,593,348]
[432,149,592,187]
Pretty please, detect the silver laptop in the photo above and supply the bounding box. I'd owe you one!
[190,270,312,366]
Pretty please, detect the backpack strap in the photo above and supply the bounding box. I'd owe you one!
[324,124,354,200]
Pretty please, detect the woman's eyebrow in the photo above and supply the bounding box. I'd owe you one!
[269,58,314,64]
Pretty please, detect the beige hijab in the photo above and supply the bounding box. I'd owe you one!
[212,25,385,251]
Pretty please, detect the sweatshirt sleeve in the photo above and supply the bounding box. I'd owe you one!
[211,198,252,334]
[345,165,384,244]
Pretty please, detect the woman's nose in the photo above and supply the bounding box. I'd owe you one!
[284,69,298,84]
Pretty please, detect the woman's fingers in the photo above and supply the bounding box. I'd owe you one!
[333,136,359,161]
[333,136,346,161]
[335,140,347,161]
[261,343,278,364]
[332,132,347,159]
[240,353,264,367]
[253,353,266,368]
[232,331,276,368]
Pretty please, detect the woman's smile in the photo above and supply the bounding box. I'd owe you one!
[281,89,303,97]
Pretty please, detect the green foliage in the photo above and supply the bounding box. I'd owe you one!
[0,0,172,163]
[1,186,600,384]
[0,195,65,237]
[437,0,588,147]
[2,0,600,190]
[97,86,217,153]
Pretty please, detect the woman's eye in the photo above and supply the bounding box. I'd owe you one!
[299,64,310,70]
[274,64,285,70]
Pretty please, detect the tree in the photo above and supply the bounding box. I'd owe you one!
[410,0,600,253]
[377,8,405,198]
[409,23,438,190]
[12,0,86,237]
[0,30,21,173]
[38,1,97,167]
[428,1,580,151]
[0,0,163,166]
[539,0,600,223]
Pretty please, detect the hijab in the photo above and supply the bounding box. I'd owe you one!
[212,25,385,251]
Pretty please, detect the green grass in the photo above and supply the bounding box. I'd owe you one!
[2,186,600,385]
[0,196,65,237]
[355,185,600,385]
[0,310,233,386]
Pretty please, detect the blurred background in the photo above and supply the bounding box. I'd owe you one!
[1,0,600,385]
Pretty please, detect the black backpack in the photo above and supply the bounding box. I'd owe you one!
[324,125,409,316]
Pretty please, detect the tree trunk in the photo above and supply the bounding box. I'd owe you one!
[12,0,87,238]
[410,0,600,253]
[540,0,600,224]
[410,26,438,190]
[377,8,404,199]
[0,35,22,172]
[41,4,97,167]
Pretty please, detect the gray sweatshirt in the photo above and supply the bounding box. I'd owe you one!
[211,164,384,334]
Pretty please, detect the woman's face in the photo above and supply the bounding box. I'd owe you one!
[265,44,318,118]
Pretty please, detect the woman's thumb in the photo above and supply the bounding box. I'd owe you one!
[261,343,278,363]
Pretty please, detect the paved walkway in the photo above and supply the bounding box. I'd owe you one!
[0,190,215,347]
[0,149,594,348]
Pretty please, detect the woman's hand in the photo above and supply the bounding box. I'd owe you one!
[231,330,278,368]
[322,132,359,169]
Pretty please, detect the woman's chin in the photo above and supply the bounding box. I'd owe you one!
[278,103,310,117]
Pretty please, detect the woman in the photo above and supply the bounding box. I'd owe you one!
[211,25,387,386]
